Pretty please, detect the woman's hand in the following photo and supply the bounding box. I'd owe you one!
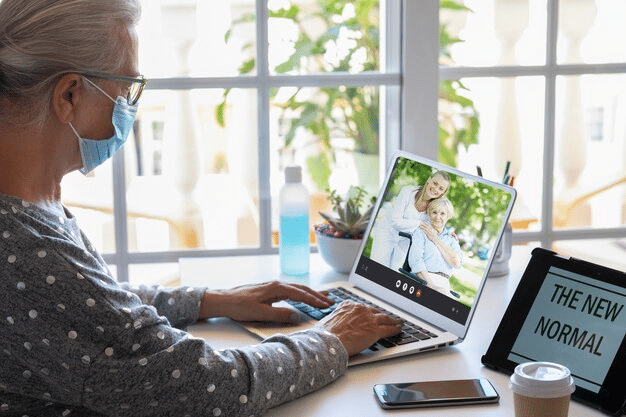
[419,222,438,241]
[419,223,461,269]
[420,222,458,241]
[320,301,402,356]
[199,281,333,323]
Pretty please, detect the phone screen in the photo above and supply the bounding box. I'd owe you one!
[373,378,499,409]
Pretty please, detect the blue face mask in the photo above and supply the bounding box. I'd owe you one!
[69,80,138,175]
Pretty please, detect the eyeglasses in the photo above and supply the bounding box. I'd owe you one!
[78,71,147,105]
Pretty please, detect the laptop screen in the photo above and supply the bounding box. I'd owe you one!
[354,153,516,326]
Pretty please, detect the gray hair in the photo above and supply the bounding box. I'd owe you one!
[427,197,454,218]
[0,0,141,126]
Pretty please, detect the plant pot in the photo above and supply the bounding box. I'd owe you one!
[315,230,363,274]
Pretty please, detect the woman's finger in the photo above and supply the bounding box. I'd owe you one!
[268,283,334,307]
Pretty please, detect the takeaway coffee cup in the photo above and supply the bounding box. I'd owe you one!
[509,362,575,417]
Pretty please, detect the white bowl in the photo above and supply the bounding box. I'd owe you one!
[315,231,363,274]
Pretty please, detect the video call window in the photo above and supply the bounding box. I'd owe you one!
[362,157,513,309]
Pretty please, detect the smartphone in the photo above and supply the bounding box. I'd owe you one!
[373,378,499,409]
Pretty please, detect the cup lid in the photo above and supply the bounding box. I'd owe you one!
[509,362,576,398]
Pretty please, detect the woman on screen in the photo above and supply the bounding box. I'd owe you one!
[407,198,462,296]
[370,171,450,270]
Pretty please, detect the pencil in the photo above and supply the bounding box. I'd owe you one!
[502,161,511,184]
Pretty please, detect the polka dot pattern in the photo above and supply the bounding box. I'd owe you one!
[0,195,349,415]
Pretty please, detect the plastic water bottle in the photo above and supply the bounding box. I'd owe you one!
[279,166,310,276]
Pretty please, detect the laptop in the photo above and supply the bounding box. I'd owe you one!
[244,151,517,365]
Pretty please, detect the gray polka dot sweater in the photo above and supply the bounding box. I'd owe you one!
[0,194,348,416]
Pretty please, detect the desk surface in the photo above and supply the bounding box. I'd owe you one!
[181,247,607,417]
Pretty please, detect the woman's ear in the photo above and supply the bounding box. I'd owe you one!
[51,74,83,124]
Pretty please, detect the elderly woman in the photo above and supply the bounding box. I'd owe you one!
[370,171,450,270]
[407,198,462,296]
[0,1,400,416]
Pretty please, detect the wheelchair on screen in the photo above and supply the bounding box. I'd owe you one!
[397,231,461,299]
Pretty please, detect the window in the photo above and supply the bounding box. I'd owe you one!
[61,0,626,284]
[60,0,401,282]
[422,0,626,270]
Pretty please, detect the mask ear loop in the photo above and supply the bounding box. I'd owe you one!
[82,76,117,103]
[68,122,80,138]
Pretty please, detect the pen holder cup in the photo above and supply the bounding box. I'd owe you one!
[488,223,512,277]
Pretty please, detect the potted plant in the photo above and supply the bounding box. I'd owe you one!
[216,0,478,189]
[314,186,375,273]
[216,0,381,193]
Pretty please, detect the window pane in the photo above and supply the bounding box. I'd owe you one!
[441,0,547,68]
[126,88,260,251]
[554,239,626,273]
[60,160,116,254]
[138,0,256,78]
[441,77,545,232]
[553,74,626,230]
[268,0,380,74]
[129,263,180,287]
[558,0,626,65]
[270,85,383,238]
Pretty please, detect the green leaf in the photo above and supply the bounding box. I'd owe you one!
[273,33,315,73]
[215,101,226,128]
[225,13,256,43]
[355,0,379,27]
[440,0,472,13]
[238,58,255,75]
[306,154,331,191]
[269,5,300,19]
[299,102,322,127]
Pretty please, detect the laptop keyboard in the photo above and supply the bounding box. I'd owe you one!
[287,287,438,351]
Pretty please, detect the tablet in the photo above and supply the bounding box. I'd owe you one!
[482,247,626,416]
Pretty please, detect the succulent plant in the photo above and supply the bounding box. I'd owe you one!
[315,186,376,239]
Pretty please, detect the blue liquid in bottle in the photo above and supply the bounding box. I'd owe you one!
[280,213,310,276]
[279,166,310,276]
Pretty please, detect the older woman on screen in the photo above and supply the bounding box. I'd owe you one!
[407,198,462,296]
[370,170,450,270]
[0,1,400,415]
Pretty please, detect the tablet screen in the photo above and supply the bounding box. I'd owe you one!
[507,265,626,394]
[482,248,626,415]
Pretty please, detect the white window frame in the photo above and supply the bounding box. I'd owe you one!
[404,0,626,251]
[106,0,626,282]
[105,0,403,282]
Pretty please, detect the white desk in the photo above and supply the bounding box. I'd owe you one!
[180,247,607,416]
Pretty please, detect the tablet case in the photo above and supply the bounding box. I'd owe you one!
[482,248,626,416]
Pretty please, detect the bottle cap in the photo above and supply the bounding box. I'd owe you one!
[284,166,302,183]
